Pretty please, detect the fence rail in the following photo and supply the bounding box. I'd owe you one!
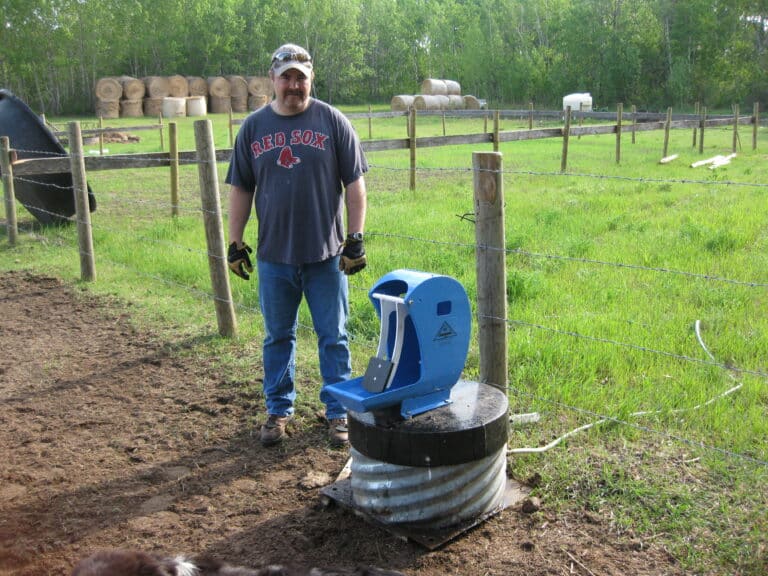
[8,107,760,180]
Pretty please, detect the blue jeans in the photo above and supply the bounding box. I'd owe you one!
[257,256,350,420]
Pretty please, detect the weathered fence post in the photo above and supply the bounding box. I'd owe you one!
[98,116,105,155]
[528,102,533,130]
[662,107,672,158]
[68,122,96,282]
[158,114,164,151]
[169,122,180,217]
[228,107,235,148]
[493,110,500,152]
[409,107,416,192]
[578,102,584,140]
[732,103,740,153]
[699,106,707,154]
[693,101,699,148]
[561,105,571,173]
[1,136,18,245]
[368,104,373,140]
[194,119,237,338]
[754,102,760,151]
[615,103,623,164]
[473,151,507,391]
[631,104,637,144]
[442,111,446,136]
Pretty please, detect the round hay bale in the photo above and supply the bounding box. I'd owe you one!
[209,95,232,114]
[248,94,269,110]
[186,76,208,96]
[95,98,119,119]
[421,78,447,96]
[95,77,122,101]
[463,95,481,110]
[414,95,447,110]
[444,80,461,95]
[391,95,414,111]
[186,96,207,117]
[227,75,248,99]
[143,97,163,117]
[246,76,272,97]
[207,76,231,98]
[447,94,465,109]
[167,75,189,98]
[162,97,187,118]
[119,76,145,100]
[120,99,144,118]
[143,76,170,99]
[231,95,248,113]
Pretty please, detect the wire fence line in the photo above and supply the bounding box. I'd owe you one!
[3,122,766,471]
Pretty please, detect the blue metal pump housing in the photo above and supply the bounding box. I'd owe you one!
[327,269,471,418]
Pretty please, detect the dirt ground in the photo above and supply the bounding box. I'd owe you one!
[0,270,686,575]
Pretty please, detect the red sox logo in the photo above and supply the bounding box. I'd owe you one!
[277,146,301,168]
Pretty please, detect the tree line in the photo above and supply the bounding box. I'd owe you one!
[1,0,766,115]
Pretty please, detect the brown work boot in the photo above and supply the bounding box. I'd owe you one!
[260,414,291,446]
[328,417,349,447]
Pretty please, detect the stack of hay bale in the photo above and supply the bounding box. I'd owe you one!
[95,74,274,117]
[247,76,272,111]
[94,77,122,119]
[391,79,483,111]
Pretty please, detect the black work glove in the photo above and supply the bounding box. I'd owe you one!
[339,234,367,275]
[228,241,253,280]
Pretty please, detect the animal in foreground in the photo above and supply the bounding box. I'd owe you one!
[71,549,407,576]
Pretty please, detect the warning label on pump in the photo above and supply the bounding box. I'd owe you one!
[434,321,457,340]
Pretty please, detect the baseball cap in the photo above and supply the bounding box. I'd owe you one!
[270,44,313,77]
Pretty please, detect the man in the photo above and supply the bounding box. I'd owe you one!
[225,43,368,448]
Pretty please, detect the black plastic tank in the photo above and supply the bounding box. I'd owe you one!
[0,89,96,225]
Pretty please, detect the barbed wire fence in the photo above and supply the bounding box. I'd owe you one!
[2,117,767,480]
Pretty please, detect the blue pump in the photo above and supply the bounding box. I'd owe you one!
[327,269,471,418]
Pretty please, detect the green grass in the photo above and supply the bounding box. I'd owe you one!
[2,110,767,574]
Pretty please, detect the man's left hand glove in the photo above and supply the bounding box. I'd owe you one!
[339,234,367,275]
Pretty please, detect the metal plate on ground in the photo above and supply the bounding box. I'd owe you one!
[320,477,529,550]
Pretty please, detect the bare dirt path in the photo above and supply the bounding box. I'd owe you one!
[0,270,684,575]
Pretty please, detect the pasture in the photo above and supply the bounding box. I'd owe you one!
[1,109,766,575]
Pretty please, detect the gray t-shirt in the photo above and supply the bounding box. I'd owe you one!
[225,98,368,265]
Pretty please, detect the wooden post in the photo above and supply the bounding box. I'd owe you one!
[615,103,622,164]
[528,102,533,130]
[631,104,637,144]
[169,122,180,218]
[754,102,759,151]
[578,102,584,140]
[68,122,96,282]
[405,108,411,137]
[98,116,104,156]
[561,105,571,173]
[732,103,739,153]
[194,119,237,337]
[493,110,500,152]
[158,114,164,151]
[692,101,699,148]
[473,151,507,391]
[1,136,18,245]
[409,107,416,192]
[484,111,488,134]
[368,104,373,140]
[662,107,672,158]
[699,106,707,154]
[228,107,234,147]
[442,111,446,136]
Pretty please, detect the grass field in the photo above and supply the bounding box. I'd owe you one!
[2,107,767,574]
